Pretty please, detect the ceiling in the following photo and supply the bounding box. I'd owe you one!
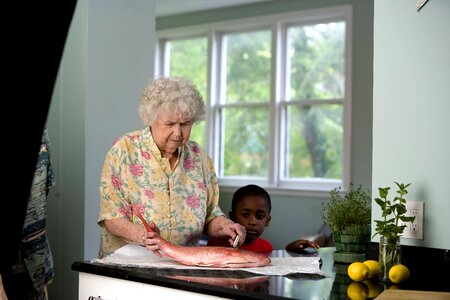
[155,0,273,17]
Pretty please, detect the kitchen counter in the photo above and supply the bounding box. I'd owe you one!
[72,246,450,299]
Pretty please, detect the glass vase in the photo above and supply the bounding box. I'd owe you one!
[378,236,401,282]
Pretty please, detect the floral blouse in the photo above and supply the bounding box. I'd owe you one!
[98,127,224,258]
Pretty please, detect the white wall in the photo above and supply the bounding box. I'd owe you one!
[373,0,450,249]
[47,0,155,299]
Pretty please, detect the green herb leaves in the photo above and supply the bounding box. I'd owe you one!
[321,184,371,234]
[373,182,416,240]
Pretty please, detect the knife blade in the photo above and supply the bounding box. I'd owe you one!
[233,235,240,248]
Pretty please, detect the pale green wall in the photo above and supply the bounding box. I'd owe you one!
[46,1,155,299]
[373,0,450,249]
[157,0,374,250]
[47,0,87,298]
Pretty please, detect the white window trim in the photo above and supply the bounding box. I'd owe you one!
[155,5,352,197]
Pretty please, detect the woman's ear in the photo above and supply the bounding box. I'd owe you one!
[229,211,236,221]
[265,215,271,227]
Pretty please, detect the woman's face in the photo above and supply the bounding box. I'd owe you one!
[151,111,193,157]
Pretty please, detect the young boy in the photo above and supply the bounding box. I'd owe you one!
[208,184,320,253]
[207,184,273,253]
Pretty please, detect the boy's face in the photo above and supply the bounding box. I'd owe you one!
[231,195,271,244]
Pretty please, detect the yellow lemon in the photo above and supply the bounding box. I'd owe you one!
[348,262,369,282]
[363,260,380,279]
[363,280,381,298]
[389,264,410,284]
[347,281,368,300]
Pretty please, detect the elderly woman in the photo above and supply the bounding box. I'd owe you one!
[98,77,245,258]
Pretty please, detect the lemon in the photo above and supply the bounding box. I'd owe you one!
[348,262,369,282]
[347,281,368,300]
[389,264,410,284]
[363,260,380,279]
[363,280,381,298]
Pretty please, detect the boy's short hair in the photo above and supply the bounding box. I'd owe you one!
[231,184,271,212]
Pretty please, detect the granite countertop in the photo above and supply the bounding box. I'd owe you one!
[73,248,334,299]
[72,245,450,299]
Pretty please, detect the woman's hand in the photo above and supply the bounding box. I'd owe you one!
[141,221,163,257]
[206,216,247,247]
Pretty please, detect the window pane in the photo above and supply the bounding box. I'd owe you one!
[222,107,269,176]
[287,22,345,100]
[158,6,351,192]
[224,30,271,103]
[285,104,343,179]
[168,37,207,147]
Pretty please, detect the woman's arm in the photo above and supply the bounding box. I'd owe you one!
[103,218,148,245]
[103,218,162,255]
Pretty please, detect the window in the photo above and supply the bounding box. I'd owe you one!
[159,36,208,146]
[220,29,272,178]
[155,6,352,195]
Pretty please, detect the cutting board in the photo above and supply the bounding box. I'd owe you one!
[377,289,450,300]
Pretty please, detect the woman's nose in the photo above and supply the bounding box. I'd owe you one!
[172,124,181,136]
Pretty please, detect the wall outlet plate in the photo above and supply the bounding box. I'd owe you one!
[401,201,424,239]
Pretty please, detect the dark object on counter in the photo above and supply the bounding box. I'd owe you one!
[366,242,450,292]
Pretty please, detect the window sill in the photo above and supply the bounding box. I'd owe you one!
[218,181,333,199]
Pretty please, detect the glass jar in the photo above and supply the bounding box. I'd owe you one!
[378,236,402,282]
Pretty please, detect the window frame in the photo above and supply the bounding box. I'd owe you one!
[155,5,352,197]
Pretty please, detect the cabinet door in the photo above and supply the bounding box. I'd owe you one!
[79,273,145,299]
[142,281,229,299]
[78,272,229,300]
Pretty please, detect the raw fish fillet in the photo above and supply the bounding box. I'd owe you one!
[157,237,271,268]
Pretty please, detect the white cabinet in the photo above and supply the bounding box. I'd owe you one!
[78,272,229,300]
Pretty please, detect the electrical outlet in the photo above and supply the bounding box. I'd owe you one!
[401,201,424,239]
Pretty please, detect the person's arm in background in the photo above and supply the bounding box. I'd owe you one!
[286,239,320,253]
[286,224,333,253]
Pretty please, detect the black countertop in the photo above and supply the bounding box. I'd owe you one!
[72,246,450,300]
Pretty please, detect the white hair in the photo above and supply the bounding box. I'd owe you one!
[138,77,205,126]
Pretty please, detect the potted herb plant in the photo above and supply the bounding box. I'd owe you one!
[373,182,415,282]
[321,184,372,264]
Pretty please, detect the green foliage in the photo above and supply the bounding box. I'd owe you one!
[168,21,346,179]
[373,182,416,240]
[226,30,271,103]
[321,184,371,234]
